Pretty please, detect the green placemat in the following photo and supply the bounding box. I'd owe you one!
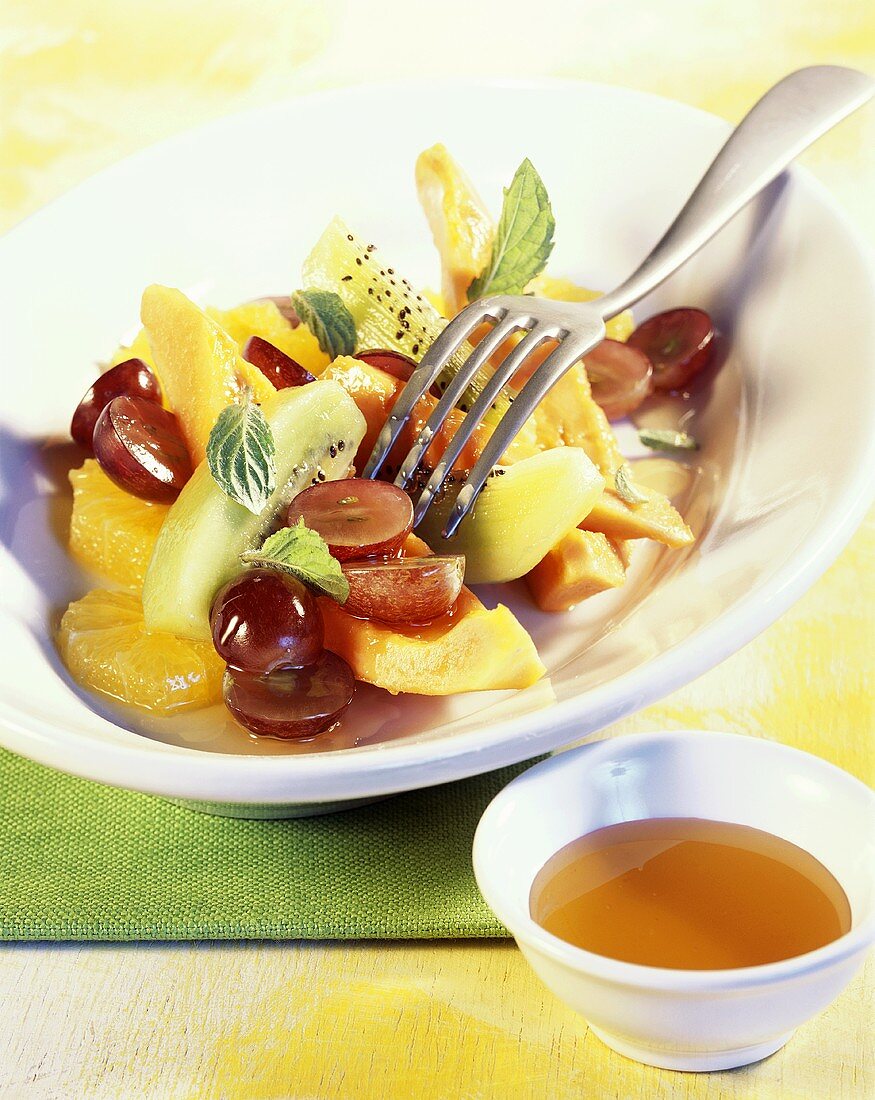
[0,747,529,941]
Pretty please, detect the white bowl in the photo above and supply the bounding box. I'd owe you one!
[473,731,875,1071]
[0,81,873,812]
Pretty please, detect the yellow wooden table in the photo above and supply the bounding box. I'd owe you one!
[1,3,872,1096]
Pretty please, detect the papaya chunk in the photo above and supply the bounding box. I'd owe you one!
[321,589,544,695]
[527,529,627,612]
[320,534,544,694]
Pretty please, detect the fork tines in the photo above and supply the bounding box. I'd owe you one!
[362,295,604,538]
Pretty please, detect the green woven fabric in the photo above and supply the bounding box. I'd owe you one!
[0,747,528,941]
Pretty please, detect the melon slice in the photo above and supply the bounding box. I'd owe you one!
[141,285,276,465]
[416,447,604,585]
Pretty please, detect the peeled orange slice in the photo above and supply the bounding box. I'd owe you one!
[69,459,169,590]
[58,589,224,713]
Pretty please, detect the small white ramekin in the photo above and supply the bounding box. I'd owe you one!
[473,730,875,1071]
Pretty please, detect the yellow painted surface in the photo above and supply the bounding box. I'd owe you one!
[0,1,872,1097]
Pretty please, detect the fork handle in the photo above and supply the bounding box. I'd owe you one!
[595,65,874,320]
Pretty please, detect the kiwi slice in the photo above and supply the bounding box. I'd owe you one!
[302,217,510,420]
[142,381,366,641]
[416,448,605,585]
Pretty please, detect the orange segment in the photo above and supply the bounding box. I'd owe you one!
[69,459,169,590]
[58,589,224,714]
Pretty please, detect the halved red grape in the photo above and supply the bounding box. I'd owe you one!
[242,336,315,389]
[342,555,465,623]
[210,567,324,674]
[286,478,414,561]
[627,308,715,392]
[223,653,355,739]
[71,358,160,451]
[357,349,442,398]
[92,395,191,502]
[584,340,653,420]
[356,348,419,383]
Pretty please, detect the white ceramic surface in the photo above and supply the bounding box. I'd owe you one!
[0,81,873,809]
[472,731,875,1071]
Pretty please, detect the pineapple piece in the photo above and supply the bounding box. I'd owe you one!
[423,288,450,317]
[108,328,156,372]
[527,529,627,612]
[583,488,694,548]
[141,285,275,465]
[209,300,330,376]
[533,361,624,476]
[415,143,495,315]
[528,275,635,342]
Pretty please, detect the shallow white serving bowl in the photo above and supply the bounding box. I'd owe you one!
[0,81,873,813]
[473,731,875,1071]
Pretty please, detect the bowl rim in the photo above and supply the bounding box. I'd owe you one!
[472,729,875,992]
[1,78,874,803]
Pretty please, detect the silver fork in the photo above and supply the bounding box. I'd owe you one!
[363,65,874,538]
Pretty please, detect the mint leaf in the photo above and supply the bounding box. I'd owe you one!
[241,520,350,603]
[207,393,276,514]
[468,159,555,300]
[614,464,648,505]
[291,289,356,359]
[638,428,699,453]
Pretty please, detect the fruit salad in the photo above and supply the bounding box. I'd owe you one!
[58,145,715,741]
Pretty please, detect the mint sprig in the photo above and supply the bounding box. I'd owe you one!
[468,158,555,300]
[638,428,699,453]
[206,393,276,515]
[241,520,349,604]
[614,464,648,505]
[291,289,356,359]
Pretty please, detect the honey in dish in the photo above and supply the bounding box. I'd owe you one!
[530,818,851,969]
